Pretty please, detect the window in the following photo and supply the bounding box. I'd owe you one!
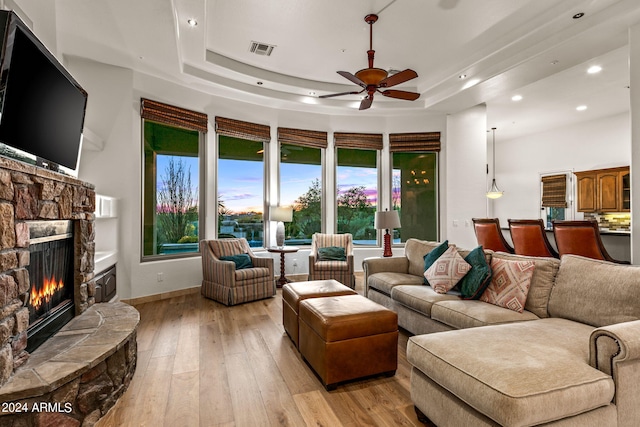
[278,127,327,246]
[335,132,382,245]
[390,132,441,242]
[215,117,270,247]
[541,173,571,227]
[141,99,207,259]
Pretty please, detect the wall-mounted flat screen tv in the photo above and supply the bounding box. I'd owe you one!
[0,11,87,172]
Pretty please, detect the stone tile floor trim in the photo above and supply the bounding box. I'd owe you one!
[0,301,139,401]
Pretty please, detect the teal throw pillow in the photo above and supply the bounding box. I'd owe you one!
[458,246,493,299]
[423,240,449,284]
[318,246,346,261]
[220,253,254,270]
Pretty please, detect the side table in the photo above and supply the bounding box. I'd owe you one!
[267,246,300,288]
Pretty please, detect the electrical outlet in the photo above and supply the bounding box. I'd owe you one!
[292,259,298,267]
[157,272,164,282]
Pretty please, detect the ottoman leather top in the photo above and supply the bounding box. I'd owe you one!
[300,294,397,342]
[282,279,356,308]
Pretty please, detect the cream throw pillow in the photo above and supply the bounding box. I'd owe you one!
[424,246,471,294]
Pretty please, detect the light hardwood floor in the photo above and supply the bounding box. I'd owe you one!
[97,276,424,427]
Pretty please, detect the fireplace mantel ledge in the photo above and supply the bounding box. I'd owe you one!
[0,302,139,401]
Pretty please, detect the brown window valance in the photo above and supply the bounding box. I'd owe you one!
[334,132,383,150]
[140,98,208,133]
[215,116,270,142]
[278,127,327,149]
[541,174,568,208]
[389,132,441,152]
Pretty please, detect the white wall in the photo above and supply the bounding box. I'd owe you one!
[491,112,630,224]
[443,105,489,249]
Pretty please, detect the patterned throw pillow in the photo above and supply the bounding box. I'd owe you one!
[480,258,536,312]
[423,240,450,284]
[424,246,471,294]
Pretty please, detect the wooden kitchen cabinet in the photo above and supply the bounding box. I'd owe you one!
[575,166,629,213]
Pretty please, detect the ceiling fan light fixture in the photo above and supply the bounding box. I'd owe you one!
[355,68,388,85]
[317,13,419,110]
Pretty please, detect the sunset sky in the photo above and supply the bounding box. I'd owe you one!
[157,155,383,214]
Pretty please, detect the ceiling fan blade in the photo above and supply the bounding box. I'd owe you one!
[318,89,364,99]
[337,71,367,88]
[379,69,418,88]
[359,96,373,110]
[380,89,420,101]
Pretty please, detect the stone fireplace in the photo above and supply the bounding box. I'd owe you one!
[0,156,137,427]
[0,156,96,386]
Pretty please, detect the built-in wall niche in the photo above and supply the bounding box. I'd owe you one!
[94,193,118,281]
[95,194,118,218]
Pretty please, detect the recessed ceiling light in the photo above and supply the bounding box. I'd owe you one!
[187,19,198,27]
[576,105,588,111]
[511,95,523,101]
[587,65,602,74]
[573,12,585,19]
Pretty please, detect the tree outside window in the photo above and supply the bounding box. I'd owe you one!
[142,120,202,258]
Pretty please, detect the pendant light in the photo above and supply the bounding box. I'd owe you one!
[486,127,504,199]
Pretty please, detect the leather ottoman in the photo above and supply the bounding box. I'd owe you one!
[282,279,357,348]
[298,294,398,390]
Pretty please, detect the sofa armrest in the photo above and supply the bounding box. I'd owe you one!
[363,256,409,276]
[363,256,410,296]
[590,320,640,423]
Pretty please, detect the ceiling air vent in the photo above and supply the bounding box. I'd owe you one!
[249,41,275,56]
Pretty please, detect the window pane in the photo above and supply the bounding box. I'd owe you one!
[392,152,438,242]
[218,136,264,247]
[337,148,377,244]
[280,143,322,245]
[142,121,201,257]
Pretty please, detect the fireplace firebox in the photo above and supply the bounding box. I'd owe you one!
[25,220,75,353]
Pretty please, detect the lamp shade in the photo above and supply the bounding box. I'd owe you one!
[269,206,293,222]
[374,210,401,230]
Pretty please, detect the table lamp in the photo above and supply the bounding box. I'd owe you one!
[270,206,293,247]
[375,209,401,257]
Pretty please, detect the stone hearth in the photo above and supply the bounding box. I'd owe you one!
[0,302,138,426]
[0,156,96,385]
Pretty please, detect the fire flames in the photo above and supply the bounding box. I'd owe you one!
[30,276,64,311]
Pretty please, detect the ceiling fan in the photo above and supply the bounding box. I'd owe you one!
[319,14,420,110]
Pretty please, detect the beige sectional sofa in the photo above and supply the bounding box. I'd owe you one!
[363,238,640,426]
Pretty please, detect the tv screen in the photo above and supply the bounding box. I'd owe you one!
[0,16,87,171]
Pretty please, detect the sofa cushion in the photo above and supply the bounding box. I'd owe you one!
[480,258,535,313]
[491,252,559,318]
[549,254,640,327]
[368,272,424,296]
[431,299,539,329]
[390,285,459,317]
[458,246,492,299]
[405,239,444,277]
[407,318,614,426]
[424,246,470,293]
